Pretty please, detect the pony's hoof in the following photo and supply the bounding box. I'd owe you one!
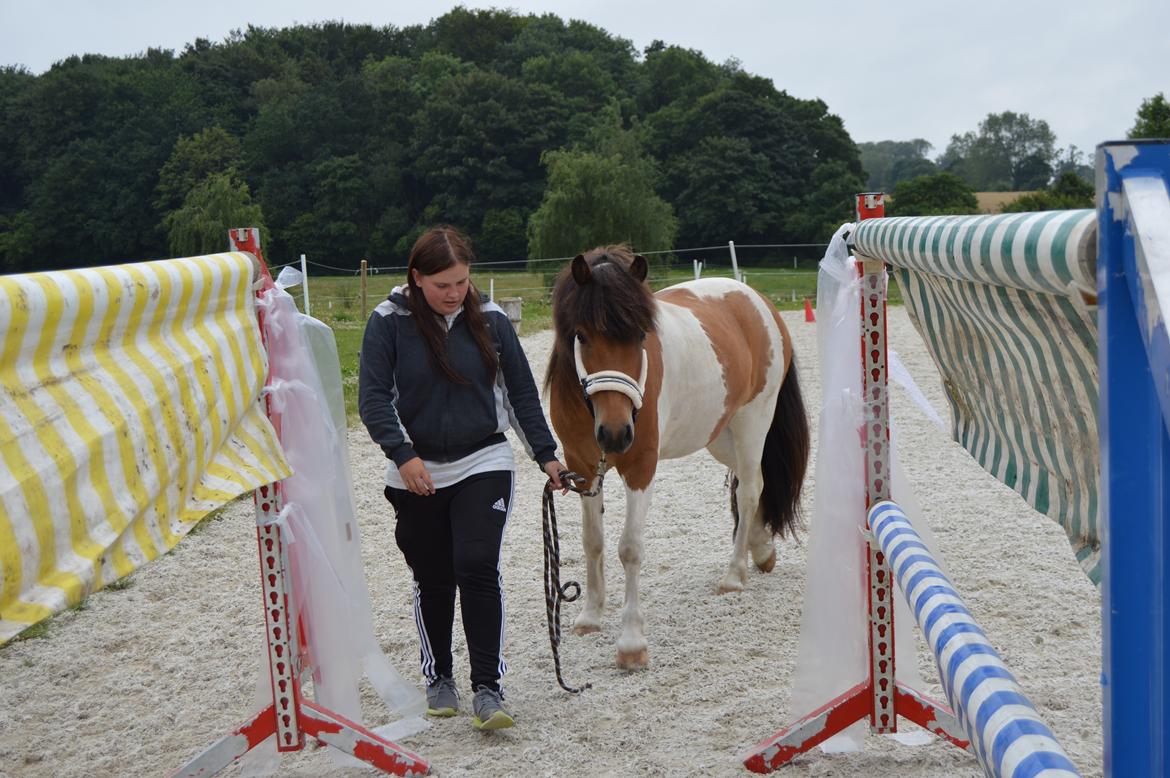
[616,648,649,670]
[716,578,745,594]
[571,622,601,636]
[755,548,777,573]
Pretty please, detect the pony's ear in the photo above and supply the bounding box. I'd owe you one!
[571,254,592,286]
[630,254,649,282]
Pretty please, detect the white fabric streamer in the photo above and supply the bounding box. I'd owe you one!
[274,265,305,290]
[241,284,427,774]
[788,223,939,751]
[888,350,947,432]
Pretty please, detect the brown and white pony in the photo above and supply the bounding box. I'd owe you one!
[546,246,810,669]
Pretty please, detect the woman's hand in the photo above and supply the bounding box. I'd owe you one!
[399,457,435,495]
[543,459,571,495]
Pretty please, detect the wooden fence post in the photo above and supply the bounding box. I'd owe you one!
[360,259,368,321]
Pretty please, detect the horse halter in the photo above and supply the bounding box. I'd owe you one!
[573,334,648,419]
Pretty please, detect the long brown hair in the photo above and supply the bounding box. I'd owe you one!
[545,245,656,397]
[405,226,498,385]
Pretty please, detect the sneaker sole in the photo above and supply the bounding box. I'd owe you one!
[472,711,515,730]
[427,706,458,718]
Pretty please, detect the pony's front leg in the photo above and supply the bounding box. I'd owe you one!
[616,484,652,669]
[570,490,605,636]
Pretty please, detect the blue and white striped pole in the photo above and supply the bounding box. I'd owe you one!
[869,501,1079,778]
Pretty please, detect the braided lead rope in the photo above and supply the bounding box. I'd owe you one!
[541,467,603,694]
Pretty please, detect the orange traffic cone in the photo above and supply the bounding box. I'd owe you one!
[803,298,816,323]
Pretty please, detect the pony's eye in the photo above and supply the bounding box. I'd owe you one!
[576,332,588,345]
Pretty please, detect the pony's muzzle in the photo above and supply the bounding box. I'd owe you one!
[595,421,634,454]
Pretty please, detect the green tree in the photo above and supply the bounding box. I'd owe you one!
[0,67,33,271]
[155,126,244,213]
[889,156,939,185]
[9,53,210,269]
[887,173,978,216]
[409,69,569,234]
[368,204,415,262]
[277,155,372,264]
[427,6,528,68]
[1000,171,1093,212]
[0,67,33,216]
[644,70,861,244]
[245,65,394,263]
[787,160,866,241]
[666,135,783,246]
[164,172,266,256]
[1053,145,1093,184]
[478,207,527,263]
[520,51,617,142]
[1,10,886,273]
[0,212,36,272]
[940,111,1057,190]
[503,14,637,88]
[858,139,936,191]
[527,127,676,277]
[636,42,723,114]
[1129,93,1170,138]
[408,51,474,96]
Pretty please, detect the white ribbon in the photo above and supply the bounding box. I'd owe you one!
[257,502,297,543]
[888,348,947,431]
[256,284,294,334]
[274,265,304,290]
[261,377,313,416]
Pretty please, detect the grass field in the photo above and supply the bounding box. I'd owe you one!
[286,266,904,419]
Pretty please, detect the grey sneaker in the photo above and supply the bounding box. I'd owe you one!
[471,685,515,730]
[426,676,459,717]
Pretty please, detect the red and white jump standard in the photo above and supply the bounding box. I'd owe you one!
[742,195,968,772]
[170,228,429,778]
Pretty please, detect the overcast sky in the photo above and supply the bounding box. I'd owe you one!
[2,0,1166,160]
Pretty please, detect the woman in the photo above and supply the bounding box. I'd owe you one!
[359,226,566,731]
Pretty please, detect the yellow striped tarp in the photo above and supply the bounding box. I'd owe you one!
[0,252,291,643]
[854,210,1101,583]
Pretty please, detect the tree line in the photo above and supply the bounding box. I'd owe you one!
[861,95,1170,216]
[6,7,1163,275]
[0,9,866,274]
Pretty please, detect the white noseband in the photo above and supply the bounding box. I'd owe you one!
[574,335,648,410]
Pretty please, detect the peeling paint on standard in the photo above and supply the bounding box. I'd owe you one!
[1110,144,1140,172]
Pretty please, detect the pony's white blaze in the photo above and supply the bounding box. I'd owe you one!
[655,302,728,459]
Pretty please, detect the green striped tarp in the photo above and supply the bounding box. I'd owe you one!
[853,210,1100,582]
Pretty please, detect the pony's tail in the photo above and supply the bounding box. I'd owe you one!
[759,358,810,538]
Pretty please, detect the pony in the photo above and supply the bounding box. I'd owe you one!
[546,246,810,669]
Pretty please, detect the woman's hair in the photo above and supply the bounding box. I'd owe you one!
[405,226,499,385]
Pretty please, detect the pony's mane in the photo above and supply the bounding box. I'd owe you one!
[545,245,657,393]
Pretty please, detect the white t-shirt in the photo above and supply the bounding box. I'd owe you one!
[384,439,516,490]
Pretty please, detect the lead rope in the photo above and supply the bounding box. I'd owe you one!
[541,459,605,694]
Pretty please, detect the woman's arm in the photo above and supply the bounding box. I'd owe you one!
[358,311,419,467]
[495,317,558,467]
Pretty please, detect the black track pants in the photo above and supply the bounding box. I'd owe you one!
[386,470,513,692]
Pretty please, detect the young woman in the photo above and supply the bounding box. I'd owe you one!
[359,226,566,731]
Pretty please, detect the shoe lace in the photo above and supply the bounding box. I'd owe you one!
[473,685,504,710]
[431,677,457,695]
